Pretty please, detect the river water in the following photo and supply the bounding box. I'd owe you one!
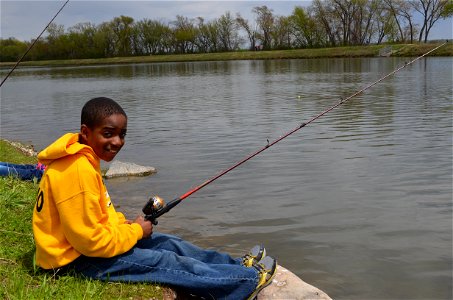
[1,58,452,299]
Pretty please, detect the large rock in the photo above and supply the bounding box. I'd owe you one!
[258,265,331,300]
[104,161,156,178]
[162,265,331,300]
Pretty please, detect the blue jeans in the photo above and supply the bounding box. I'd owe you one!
[68,232,258,299]
[0,162,43,181]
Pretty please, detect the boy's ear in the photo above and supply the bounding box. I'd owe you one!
[80,124,90,142]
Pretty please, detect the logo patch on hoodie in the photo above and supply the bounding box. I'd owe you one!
[105,190,112,207]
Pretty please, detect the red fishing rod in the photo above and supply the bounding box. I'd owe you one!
[144,41,448,225]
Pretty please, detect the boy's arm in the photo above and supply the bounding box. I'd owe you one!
[116,211,128,223]
[57,191,144,258]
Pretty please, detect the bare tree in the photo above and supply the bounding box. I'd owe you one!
[350,0,381,45]
[383,0,417,42]
[329,0,355,45]
[412,0,450,42]
[195,17,219,52]
[311,0,338,46]
[236,14,257,50]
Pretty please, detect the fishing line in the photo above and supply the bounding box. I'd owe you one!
[143,41,449,224]
[0,0,70,87]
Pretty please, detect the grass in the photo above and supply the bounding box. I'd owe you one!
[0,140,164,299]
[0,42,451,68]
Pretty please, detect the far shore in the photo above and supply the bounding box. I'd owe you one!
[1,42,451,69]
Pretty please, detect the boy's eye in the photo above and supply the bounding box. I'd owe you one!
[103,131,113,138]
[120,132,127,139]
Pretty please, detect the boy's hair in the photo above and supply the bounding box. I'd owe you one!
[81,97,127,128]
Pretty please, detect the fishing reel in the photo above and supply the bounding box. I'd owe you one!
[142,195,182,225]
[143,195,166,225]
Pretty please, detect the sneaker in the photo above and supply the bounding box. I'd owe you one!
[247,256,277,300]
[242,245,266,267]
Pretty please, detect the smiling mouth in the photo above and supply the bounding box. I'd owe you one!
[106,148,119,154]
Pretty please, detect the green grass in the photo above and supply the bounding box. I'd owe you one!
[0,43,451,68]
[0,140,164,299]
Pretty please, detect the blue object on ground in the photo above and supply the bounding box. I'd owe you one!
[0,162,44,181]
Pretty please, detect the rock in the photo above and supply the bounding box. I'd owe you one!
[258,265,331,300]
[104,160,156,178]
[3,139,37,156]
[161,265,331,300]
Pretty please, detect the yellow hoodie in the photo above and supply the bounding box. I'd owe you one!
[33,133,143,269]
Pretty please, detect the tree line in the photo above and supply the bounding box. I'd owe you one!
[1,0,451,62]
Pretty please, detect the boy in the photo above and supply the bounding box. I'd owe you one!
[32,97,276,299]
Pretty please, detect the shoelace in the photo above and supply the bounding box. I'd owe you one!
[253,261,273,287]
[242,254,254,266]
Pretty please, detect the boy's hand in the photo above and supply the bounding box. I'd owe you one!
[133,216,153,238]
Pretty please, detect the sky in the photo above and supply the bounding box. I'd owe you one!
[1,0,452,42]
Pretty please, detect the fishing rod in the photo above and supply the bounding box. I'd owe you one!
[0,0,70,87]
[143,41,448,225]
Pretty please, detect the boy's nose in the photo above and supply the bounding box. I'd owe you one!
[111,136,124,147]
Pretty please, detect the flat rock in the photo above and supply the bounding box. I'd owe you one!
[258,265,331,300]
[162,265,331,300]
[104,161,156,178]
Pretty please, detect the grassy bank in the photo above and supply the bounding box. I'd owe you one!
[0,140,164,299]
[0,43,451,68]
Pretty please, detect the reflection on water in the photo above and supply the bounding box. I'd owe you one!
[1,58,452,299]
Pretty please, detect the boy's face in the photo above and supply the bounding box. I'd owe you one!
[80,113,127,162]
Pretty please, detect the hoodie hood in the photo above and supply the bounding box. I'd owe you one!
[38,133,100,170]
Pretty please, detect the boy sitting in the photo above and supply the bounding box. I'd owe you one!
[32,97,276,299]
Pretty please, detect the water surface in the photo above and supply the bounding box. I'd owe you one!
[1,58,452,299]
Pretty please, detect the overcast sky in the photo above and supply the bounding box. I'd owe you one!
[1,0,452,41]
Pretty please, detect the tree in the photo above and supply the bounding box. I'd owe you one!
[195,17,219,52]
[46,23,68,59]
[290,6,320,48]
[383,0,417,43]
[412,0,451,42]
[253,6,274,50]
[236,13,257,50]
[172,15,197,53]
[0,38,28,62]
[373,4,398,43]
[350,0,381,45]
[329,0,355,45]
[67,22,103,58]
[272,15,292,49]
[311,0,338,46]
[217,11,240,51]
[110,15,135,56]
[136,19,171,54]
